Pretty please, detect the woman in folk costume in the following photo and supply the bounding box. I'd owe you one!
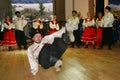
[32,15,44,37]
[95,12,103,48]
[49,15,59,34]
[2,16,17,51]
[81,12,96,48]
[27,27,71,75]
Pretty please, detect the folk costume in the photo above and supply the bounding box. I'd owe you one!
[81,18,96,48]
[2,20,17,50]
[49,20,59,34]
[14,16,28,49]
[33,18,44,36]
[27,27,70,75]
[96,18,103,47]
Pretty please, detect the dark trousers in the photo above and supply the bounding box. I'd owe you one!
[71,30,80,47]
[15,30,27,49]
[100,27,113,49]
[38,38,68,69]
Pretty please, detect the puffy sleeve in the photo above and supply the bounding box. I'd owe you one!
[4,23,10,29]
[96,19,103,27]
[83,19,95,27]
[49,22,55,29]
[40,23,43,29]
[56,24,59,30]
[103,13,114,27]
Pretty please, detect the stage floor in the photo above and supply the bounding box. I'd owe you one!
[0,45,120,80]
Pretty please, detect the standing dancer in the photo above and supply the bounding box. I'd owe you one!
[14,11,28,50]
[81,12,96,48]
[2,16,17,51]
[96,12,103,48]
[49,15,59,34]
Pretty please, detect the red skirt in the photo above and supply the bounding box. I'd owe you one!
[2,29,17,46]
[81,27,96,43]
[49,29,57,35]
[95,27,103,46]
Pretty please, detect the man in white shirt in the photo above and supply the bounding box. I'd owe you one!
[99,6,114,50]
[27,27,68,75]
[66,10,79,48]
[14,11,28,50]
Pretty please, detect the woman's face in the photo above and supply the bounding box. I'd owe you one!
[53,16,56,21]
[32,33,42,43]
[98,13,102,18]
[6,16,10,20]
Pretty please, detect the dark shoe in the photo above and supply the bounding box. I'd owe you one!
[93,45,96,49]
[98,45,103,50]
[70,45,74,48]
[108,46,112,50]
[18,46,21,50]
[24,45,28,50]
[9,47,13,51]
[85,45,88,48]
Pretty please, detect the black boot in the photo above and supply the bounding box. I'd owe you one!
[98,45,103,49]
[93,45,96,49]
[24,45,27,50]
[85,45,88,48]
[108,45,112,50]
[9,46,13,51]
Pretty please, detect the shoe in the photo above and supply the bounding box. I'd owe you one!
[108,46,112,50]
[54,60,62,72]
[85,45,88,48]
[31,69,38,75]
[9,47,13,51]
[93,45,96,49]
[97,45,103,50]
[70,45,74,48]
[24,45,28,50]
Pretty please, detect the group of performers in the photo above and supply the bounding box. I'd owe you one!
[68,6,119,50]
[0,6,120,76]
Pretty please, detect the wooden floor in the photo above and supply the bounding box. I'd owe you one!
[0,45,120,80]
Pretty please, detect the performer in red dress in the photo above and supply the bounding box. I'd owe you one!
[49,15,59,34]
[2,16,17,51]
[81,12,96,48]
[95,12,103,48]
[32,15,44,37]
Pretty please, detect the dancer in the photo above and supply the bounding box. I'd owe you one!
[27,27,70,75]
[49,15,59,34]
[96,12,103,48]
[81,12,96,48]
[14,11,28,50]
[66,10,79,44]
[2,15,17,51]
[32,15,44,36]
[99,6,114,50]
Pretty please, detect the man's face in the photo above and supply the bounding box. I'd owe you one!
[72,12,76,17]
[104,9,109,14]
[32,33,42,43]
[16,13,21,17]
